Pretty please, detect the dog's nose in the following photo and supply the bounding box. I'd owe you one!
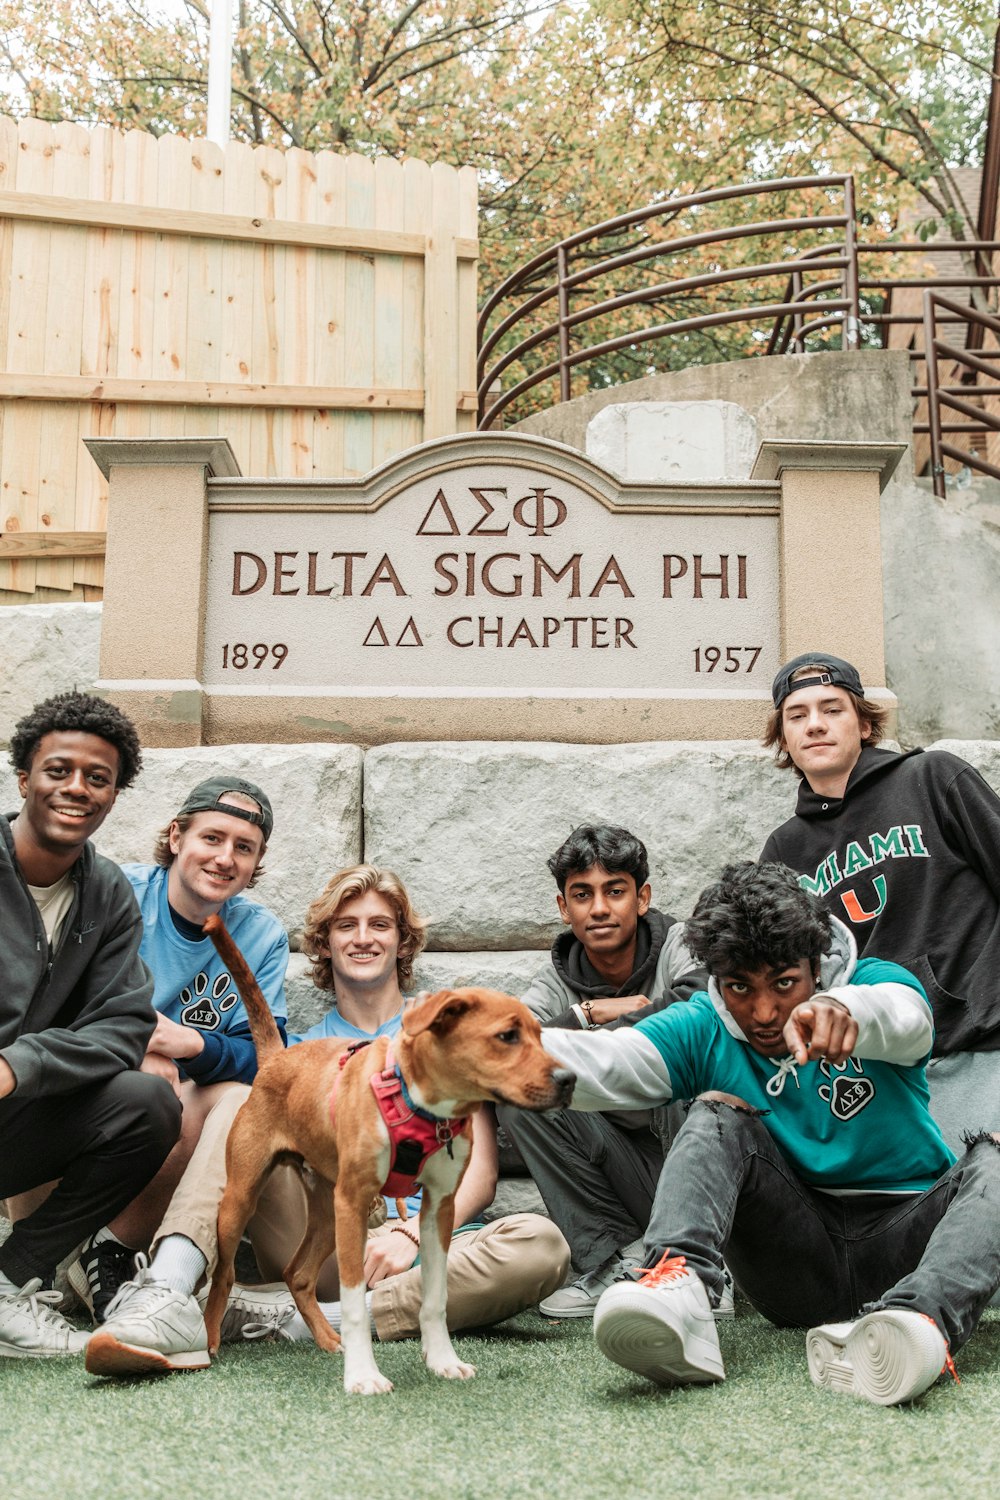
[552,1067,576,1101]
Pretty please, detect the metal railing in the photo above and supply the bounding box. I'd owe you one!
[477,176,860,428]
[922,293,1000,497]
[477,175,1000,493]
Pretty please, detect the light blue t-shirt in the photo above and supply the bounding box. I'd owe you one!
[124,864,288,1085]
[635,958,955,1193]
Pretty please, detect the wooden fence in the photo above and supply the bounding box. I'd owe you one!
[0,118,478,601]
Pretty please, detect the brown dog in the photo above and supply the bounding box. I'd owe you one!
[201,913,575,1394]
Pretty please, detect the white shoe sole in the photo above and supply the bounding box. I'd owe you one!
[537,1300,601,1320]
[85,1329,210,1377]
[594,1290,725,1386]
[807,1311,946,1406]
[0,1338,89,1358]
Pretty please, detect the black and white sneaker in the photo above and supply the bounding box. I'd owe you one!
[68,1235,136,1324]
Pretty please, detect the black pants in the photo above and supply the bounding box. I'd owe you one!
[0,1071,181,1286]
[497,1103,664,1274]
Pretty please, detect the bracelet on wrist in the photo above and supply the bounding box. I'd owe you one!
[390,1224,420,1248]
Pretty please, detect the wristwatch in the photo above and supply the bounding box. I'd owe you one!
[581,999,599,1029]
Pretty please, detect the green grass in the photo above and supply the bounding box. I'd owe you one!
[3,1307,1000,1500]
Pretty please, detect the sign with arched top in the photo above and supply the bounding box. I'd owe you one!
[88,431,899,746]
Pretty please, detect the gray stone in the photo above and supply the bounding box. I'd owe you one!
[927,741,1000,792]
[73,743,362,940]
[364,739,792,949]
[0,604,101,746]
[587,400,759,482]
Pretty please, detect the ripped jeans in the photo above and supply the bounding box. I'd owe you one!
[644,1098,1000,1351]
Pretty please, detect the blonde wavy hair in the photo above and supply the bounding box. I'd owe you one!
[301,864,427,993]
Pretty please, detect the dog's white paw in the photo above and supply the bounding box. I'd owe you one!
[431,1359,476,1381]
[345,1372,394,1395]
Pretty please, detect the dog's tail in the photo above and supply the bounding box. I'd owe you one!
[202,913,284,1065]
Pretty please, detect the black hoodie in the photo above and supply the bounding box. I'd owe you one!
[761,745,1000,1055]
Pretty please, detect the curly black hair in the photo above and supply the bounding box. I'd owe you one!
[685,861,831,976]
[547,823,650,893]
[9,691,143,789]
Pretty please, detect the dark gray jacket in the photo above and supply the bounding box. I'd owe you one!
[0,812,155,1099]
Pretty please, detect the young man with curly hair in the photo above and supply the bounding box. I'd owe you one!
[0,692,181,1357]
[87,863,568,1377]
[68,775,288,1327]
[538,862,1000,1406]
[759,651,1000,1149]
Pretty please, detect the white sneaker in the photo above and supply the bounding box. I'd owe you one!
[807,1309,951,1406]
[0,1279,90,1358]
[85,1255,209,1376]
[204,1283,297,1345]
[539,1250,633,1319]
[593,1253,725,1386]
[714,1267,736,1320]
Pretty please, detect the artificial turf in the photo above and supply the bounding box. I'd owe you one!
[2,1305,999,1500]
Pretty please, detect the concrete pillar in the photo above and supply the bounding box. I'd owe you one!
[751,441,905,693]
[85,437,241,747]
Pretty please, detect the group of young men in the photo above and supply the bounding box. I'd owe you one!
[2,649,999,1408]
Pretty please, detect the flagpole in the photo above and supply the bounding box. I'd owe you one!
[207,0,234,146]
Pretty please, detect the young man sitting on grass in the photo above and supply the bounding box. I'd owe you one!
[499,823,706,1319]
[86,863,567,1376]
[539,861,1000,1406]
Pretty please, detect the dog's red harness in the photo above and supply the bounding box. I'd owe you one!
[332,1041,469,1197]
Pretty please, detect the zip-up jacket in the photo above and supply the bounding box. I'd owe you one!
[761,746,1000,1056]
[0,812,156,1099]
[541,919,954,1194]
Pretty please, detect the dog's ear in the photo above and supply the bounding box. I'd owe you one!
[402,989,477,1037]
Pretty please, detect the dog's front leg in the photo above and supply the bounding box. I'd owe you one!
[418,1150,475,1381]
[335,1167,392,1395]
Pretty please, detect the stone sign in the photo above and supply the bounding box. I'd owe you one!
[204,456,779,696]
[88,430,902,746]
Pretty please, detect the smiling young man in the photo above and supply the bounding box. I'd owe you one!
[86,864,566,1376]
[499,824,705,1319]
[759,652,1000,1149]
[539,862,1000,1405]
[0,692,180,1357]
[67,776,288,1326]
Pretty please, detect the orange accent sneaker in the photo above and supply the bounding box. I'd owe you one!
[593,1252,724,1387]
[807,1309,951,1405]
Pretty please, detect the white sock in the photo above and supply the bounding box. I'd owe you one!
[149,1235,208,1295]
[284,1292,376,1342]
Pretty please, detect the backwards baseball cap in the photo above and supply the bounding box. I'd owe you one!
[771,653,864,710]
[175,776,273,842]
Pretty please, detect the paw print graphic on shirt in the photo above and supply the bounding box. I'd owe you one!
[817,1056,876,1121]
[180,970,241,1030]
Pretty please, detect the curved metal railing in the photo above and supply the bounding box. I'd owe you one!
[477,175,860,428]
[477,175,1000,477]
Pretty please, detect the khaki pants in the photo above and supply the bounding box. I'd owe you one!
[152,1082,570,1341]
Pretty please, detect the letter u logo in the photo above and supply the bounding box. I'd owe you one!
[840,874,887,923]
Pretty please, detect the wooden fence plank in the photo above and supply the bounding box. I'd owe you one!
[343,153,376,477]
[0,189,431,256]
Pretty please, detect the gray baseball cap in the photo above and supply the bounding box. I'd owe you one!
[175,776,273,842]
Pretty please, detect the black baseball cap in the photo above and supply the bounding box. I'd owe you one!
[771,653,865,710]
[175,776,273,842]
